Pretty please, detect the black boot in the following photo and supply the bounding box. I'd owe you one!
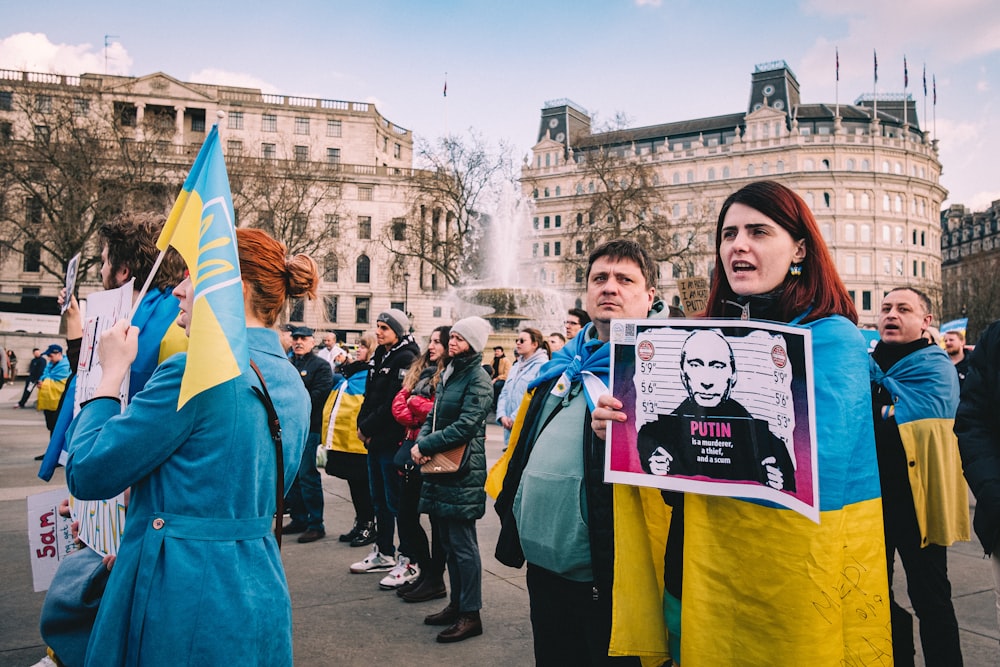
[401,576,447,603]
[349,521,377,547]
[437,611,482,643]
[396,572,423,597]
[339,519,360,543]
[424,601,459,626]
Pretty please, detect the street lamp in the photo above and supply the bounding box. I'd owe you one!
[403,271,411,327]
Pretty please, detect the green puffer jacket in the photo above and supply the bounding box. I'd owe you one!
[417,351,492,520]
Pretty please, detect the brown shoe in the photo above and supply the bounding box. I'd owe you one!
[424,602,459,626]
[297,529,325,543]
[436,611,482,643]
[401,578,447,603]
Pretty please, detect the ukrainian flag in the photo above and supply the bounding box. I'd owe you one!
[157,125,247,409]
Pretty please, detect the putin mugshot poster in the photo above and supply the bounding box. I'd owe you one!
[607,319,819,522]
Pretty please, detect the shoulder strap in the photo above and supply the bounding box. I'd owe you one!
[249,359,285,548]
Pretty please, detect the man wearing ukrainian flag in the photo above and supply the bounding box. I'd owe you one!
[870,286,969,665]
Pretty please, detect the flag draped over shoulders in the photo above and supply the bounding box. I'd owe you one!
[611,315,892,665]
[157,125,247,409]
[870,344,969,546]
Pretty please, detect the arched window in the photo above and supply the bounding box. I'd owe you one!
[846,158,856,171]
[862,159,871,171]
[894,194,903,213]
[324,253,338,282]
[845,224,856,242]
[686,169,694,183]
[821,159,830,170]
[845,192,855,209]
[722,166,731,178]
[555,186,561,196]
[776,160,784,173]
[356,255,370,283]
[860,192,871,210]
[707,167,715,180]
[673,172,680,185]
[823,192,831,208]
[747,164,755,177]
[805,192,814,209]
[803,158,815,171]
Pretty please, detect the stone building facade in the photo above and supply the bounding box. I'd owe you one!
[940,200,1000,339]
[0,69,454,340]
[522,61,947,326]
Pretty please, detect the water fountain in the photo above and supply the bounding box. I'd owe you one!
[449,180,565,343]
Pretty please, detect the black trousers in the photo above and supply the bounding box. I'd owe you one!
[397,468,445,580]
[526,563,641,667]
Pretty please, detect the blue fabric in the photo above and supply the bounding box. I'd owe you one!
[64,328,309,666]
[869,343,959,425]
[528,325,609,410]
[40,356,70,382]
[286,432,324,531]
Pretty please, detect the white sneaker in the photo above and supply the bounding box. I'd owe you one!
[378,555,420,589]
[29,656,58,667]
[349,544,396,573]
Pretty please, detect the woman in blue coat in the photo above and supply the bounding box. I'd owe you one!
[64,229,317,666]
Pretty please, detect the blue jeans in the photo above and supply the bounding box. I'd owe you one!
[367,446,400,556]
[438,517,482,613]
[286,433,324,531]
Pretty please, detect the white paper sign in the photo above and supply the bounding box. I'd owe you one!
[27,487,78,592]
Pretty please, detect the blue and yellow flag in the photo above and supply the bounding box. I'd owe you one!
[157,125,247,409]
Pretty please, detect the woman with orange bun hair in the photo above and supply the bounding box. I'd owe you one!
[64,228,318,666]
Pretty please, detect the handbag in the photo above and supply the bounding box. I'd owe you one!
[394,438,418,470]
[420,400,470,475]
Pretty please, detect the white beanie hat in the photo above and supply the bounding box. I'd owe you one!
[450,316,492,354]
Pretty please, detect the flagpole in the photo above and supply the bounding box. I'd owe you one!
[903,55,908,127]
[923,64,928,135]
[443,72,449,138]
[873,49,878,126]
[127,250,167,322]
[835,47,840,119]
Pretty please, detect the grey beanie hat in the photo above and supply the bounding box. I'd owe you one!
[377,308,409,338]
[450,316,492,354]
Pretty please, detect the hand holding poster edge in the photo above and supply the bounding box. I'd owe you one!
[606,318,820,523]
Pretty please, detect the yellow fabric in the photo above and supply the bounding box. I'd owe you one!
[485,389,534,498]
[321,388,367,455]
[609,484,671,659]
[611,493,893,666]
[36,378,67,411]
[898,418,971,547]
[158,324,189,363]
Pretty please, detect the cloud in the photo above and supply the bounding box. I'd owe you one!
[966,190,1000,211]
[635,0,663,6]
[0,32,131,75]
[186,68,280,93]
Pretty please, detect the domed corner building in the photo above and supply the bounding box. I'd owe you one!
[522,60,946,326]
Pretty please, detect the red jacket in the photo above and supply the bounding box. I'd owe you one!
[391,387,434,442]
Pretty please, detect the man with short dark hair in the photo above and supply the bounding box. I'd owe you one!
[870,286,968,665]
[565,308,591,340]
[495,239,654,665]
[15,348,46,409]
[37,344,70,433]
[284,326,334,543]
[547,332,566,353]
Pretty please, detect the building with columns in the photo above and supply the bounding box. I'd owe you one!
[0,69,455,341]
[522,61,947,325]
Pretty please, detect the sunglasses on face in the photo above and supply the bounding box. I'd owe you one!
[292,335,310,340]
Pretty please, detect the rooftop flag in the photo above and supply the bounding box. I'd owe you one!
[156,125,248,409]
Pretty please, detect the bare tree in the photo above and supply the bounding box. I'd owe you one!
[381,131,513,288]
[228,148,345,260]
[0,91,178,281]
[549,113,712,278]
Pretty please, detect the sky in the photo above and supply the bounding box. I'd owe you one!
[1,0,998,210]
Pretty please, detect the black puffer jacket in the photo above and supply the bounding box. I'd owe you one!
[357,335,419,451]
[955,321,1000,555]
[417,351,492,520]
[494,376,616,600]
[291,351,334,434]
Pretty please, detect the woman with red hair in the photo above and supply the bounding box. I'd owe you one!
[601,181,892,665]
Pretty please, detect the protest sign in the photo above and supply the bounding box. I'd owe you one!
[27,487,77,592]
[607,318,819,522]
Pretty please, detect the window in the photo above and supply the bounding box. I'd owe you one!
[26,197,42,224]
[261,143,276,160]
[823,192,831,208]
[862,291,872,311]
[543,242,550,257]
[35,95,52,113]
[707,167,716,180]
[34,125,50,145]
[293,145,308,161]
[554,215,561,228]
[883,257,891,274]
[288,298,305,321]
[72,98,89,116]
[555,186,561,197]
[723,166,731,179]
[846,158,856,171]
[324,295,338,322]
[392,218,406,241]
[356,255,371,283]
[895,258,903,276]
[228,111,244,129]
[882,194,891,211]
[227,140,243,156]
[845,224,856,242]
[0,91,11,110]
[576,240,584,255]
[576,267,584,283]
[544,188,549,197]
[747,164,755,177]
[554,241,561,256]
[23,241,41,272]
[262,113,277,132]
[323,253,338,281]
[803,159,814,171]
[357,216,371,239]
[532,243,538,258]
[433,306,442,318]
[543,216,550,229]
[860,255,872,274]
[355,297,370,324]
[894,195,902,213]
[895,226,904,244]
[325,214,340,237]
[844,255,856,274]
[533,217,539,230]
[0,121,11,142]
[882,161,890,173]
[846,192,855,209]
[394,143,401,159]
[326,148,340,164]
[860,193,870,210]
[294,117,310,134]
[821,223,833,242]
[912,260,918,277]
[686,170,694,183]
[862,159,871,171]
[358,186,373,201]
[860,224,872,243]
[821,159,830,170]
[327,119,342,137]
[191,113,205,133]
